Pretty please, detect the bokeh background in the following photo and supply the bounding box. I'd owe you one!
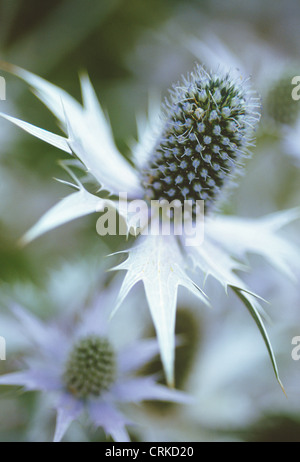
[1,0,300,442]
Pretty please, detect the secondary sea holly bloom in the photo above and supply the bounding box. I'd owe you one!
[187,31,294,109]
[187,33,300,160]
[0,297,190,442]
[1,61,300,389]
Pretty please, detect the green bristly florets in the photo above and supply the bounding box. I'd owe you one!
[142,64,260,214]
[63,335,116,399]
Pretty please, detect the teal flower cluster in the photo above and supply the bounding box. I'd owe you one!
[63,335,116,399]
[143,65,260,213]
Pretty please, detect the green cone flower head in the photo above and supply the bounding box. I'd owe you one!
[63,335,116,399]
[142,65,260,214]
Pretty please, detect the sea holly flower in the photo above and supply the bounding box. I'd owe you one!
[0,297,189,442]
[0,61,299,390]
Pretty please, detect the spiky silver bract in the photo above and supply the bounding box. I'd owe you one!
[142,65,260,214]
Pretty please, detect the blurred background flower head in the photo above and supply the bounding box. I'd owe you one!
[0,274,190,442]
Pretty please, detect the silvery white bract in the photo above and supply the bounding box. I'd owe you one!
[0,62,299,389]
[0,295,189,442]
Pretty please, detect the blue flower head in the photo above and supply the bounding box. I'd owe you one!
[142,64,260,214]
[0,296,189,442]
